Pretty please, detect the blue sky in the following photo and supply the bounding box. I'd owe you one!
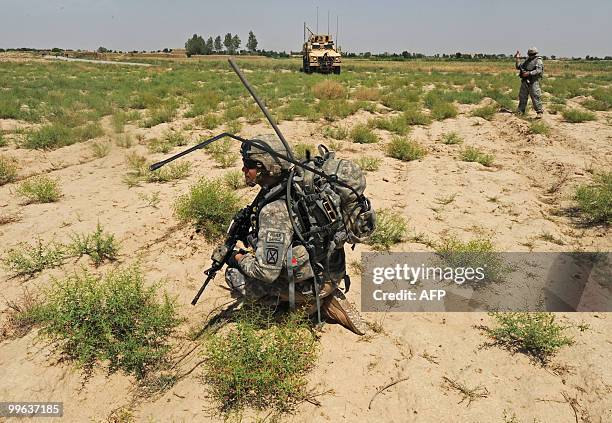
[1,0,610,57]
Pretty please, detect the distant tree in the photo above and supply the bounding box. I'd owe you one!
[97,46,109,53]
[246,30,258,53]
[455,52,462,59]
[401,50,409,59]
[232,34,241,53]
[185,33,206,57]
[223,33,234,53]
[214,35,222,52]
[205,37,214,54]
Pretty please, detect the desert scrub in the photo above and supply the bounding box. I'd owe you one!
[207,139,238,168]
[27,266,180,378]
[322,125,348,140]
[529,120,551,136]
[115,133,134,148]
[147,162,192,183]
[147,138,173,154]
[68,223,120,266]
[355,156,382,172]
[368,115,409,135]
[312,80,346,100]
[23,123,73,149]
[441,132,463,145]
[0,155,19,185]
[195,113,221,130]
[174,178,241,238]
[222,170,246,189]
[367,209,408,250]
[574,171,611,224]
[561,108,596,123]
[16,175,61,203]
[435,236,505,285]
[403,109,432,126]
[431,102,458,120]
[3,239,65,276]
[90,141,111,158]
[484,312,573,363]
[203,306,317,413]
[0,132,6,147]
[352,86,380,101]
[386,136,426,161]
[350,124,378,144]
[470,104,498,120]
[142,102,177,128]
[460,146,494,167]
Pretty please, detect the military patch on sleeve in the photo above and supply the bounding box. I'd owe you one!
[266,231,285,244]
[265,247,279,265]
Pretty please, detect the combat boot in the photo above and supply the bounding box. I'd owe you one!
[321,289,368,335]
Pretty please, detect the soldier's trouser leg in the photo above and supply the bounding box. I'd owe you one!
[530,80,543,114]
[517,80,529,113]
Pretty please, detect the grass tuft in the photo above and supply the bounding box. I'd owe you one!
[16,175,62,203]
[350,124,378,144]
[460,146,494,167]
[529,120,551,136]
[367,209,408,250]
[90,141,111,158]
[0,155,19,185]
[3,239,65,276]
[355,156,382,172]
[222,170,246,189]
[431,102,458,120]
[322,125,348,140]
[441,132,463,145]
[68,223,120,266]
[470,104,497,120]
[561,108,596,123]
[386,136,426,161]
[574,171,611,224]
[435,236,505,285]
[312,80,346,100]
[174,178,241,238]
[203,306,317,413]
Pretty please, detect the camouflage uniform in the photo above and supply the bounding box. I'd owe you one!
[516,52,544,114]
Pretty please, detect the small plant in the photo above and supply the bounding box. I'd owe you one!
[0,155,19,185]
[368,116,409,135]
[90,141,111,158]
[16,175,61,203]
[142,103,177,128]
[312,80,346,100]
[441,132,463,145]
[203,306,317,413]
[2,289,41,339]
[561,108,596,123]
[222,170,246,189]
[484,312,574,363]
[322,125,348,140]
[547,104,565,115]
[207,140,239,168]
[226,119,242,134]
[146,162,191,183]
[195,113,221,130]
[386,136,426,161]
[147,138,174,154]
[3,239,65,276]
[293,143,315,160]
[435,236,505,285]
[367,209,408,250]
[350,124,378,144]
[0,132,6,147]
[574,171,611,224]
[115,133,134,148]
[431,102,458,120]
[68,223,120,266]
[23,123,73,150]
[403,109,432,126]
[529,120,551,136]
[28,266,180,378]
[164,130,187,147]
[460,146,494,167]
[137,191,161,208]
[355,156,382,172]
[352,86,380,101]
[174,178,241,238]
[470,104,498,120]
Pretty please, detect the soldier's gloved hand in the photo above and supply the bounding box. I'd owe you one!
[211,245,228,263]
[227,249,246,268]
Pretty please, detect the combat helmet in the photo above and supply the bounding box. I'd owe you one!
[527,46,539,56]
[241,134,293,178]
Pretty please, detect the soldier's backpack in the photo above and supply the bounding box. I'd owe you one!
[288,144,376,268]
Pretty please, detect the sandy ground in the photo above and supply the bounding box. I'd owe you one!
[0,81,611,422]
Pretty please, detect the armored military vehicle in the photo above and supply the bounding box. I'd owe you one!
[302,24,341,74]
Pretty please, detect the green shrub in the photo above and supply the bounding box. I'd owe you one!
[322,125,348,140]
[484,313,573,363]
[174,178,241,238]
[470,104,498,120]
[431,102,458,120]
[369,116,409,135]
[582,99,609,111]
[147,138,173,154]
[27,266,180,378]
[203,306,317,413]
[574,171,611,224]
[386,136,426,161]
[17,175,61,203]
[226,119,242,134]
[402,109,432,126]
[68,223,120,266]
[143,103,177,128]
[435,236,505,285]
[164,130,187,147]
[352,86,380,101]
[222,170,246,189]
[207,139,238,168]
[460,146,494,167]
[23,124,73,149]
[3,239,65,276]
[312,80,346,100]
[529,121,551,136]
[115,133,134,148]
[350,124,378,144]
[146,162,191,183]
[73,122,104,142]
[0,132,6,147]
[367,209,408,250]
[355,156,382,172]
[90,141,111,158]
[547,104,565,115]
[0,155,19,185]
[441,132,463,145]
[195,113,221,130]
[562,108,596,123]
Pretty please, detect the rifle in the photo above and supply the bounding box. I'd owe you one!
[190,204,253,305]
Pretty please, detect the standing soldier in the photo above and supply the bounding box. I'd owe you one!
[515,47,544,118]
[212,134,368,335]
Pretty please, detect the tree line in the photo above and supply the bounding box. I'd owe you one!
[184,31,258,57]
